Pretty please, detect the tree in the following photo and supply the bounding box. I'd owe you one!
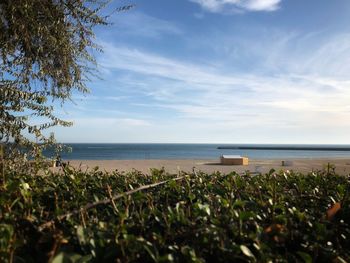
[0,0,132,168]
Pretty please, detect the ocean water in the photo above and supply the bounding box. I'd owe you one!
[50,144,350,160]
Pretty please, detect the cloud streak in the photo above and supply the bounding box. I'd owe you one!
[98,31,350,135]
[108,12,182,38]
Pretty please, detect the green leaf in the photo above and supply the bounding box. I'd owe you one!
[52,252,90,263]
[76,225,87,246]
[297,251,312,263]
[51,252,71,263]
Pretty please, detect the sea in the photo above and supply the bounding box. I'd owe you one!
[49,143,350,160]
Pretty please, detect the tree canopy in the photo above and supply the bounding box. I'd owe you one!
[0,0,130,165]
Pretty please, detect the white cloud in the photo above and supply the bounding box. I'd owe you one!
[244,0,281,11]
[99,42,251,89]
[54,28,350,143]
[190,0,282,13]
[98,33,350,136]
[74,117,151,127]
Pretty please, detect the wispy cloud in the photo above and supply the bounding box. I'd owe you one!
[189,0,282,13]
[98,31,350,134]
[46,2,350,143]
[117,118,152,127]
[109,12,182,38]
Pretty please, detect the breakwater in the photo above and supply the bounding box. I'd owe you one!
[217,146,350,151]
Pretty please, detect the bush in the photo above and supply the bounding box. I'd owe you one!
[0,167,349,262]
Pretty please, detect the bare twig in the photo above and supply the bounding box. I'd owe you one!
[107,184,119,213]
[0,144,4,186]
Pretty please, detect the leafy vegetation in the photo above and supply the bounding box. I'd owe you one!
[0,0,132,168]
[0,167,349,262]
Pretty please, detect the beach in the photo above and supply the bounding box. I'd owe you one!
[57,158,350,175]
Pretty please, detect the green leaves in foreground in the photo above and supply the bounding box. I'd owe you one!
[0,168,349,262]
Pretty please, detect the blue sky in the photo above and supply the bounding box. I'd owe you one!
[54,0,350,143]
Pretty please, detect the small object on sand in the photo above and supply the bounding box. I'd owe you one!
[55,155,62,167]
[220,155,249,165]
[281,160,293,167]
[255,165,262,173]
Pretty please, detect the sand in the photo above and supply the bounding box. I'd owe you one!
[54,158,350,175]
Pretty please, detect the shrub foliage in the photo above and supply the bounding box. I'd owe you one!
[0,168,349,262]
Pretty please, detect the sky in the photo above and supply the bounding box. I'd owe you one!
[54,0,350,144]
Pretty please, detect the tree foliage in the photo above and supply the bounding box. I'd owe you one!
[0,0,117,167]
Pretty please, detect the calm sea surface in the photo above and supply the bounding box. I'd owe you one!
[49,144,350,160]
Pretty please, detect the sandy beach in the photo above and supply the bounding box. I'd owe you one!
[55,158,350,175]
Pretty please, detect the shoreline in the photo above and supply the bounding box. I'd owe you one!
[55,158,350,175]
